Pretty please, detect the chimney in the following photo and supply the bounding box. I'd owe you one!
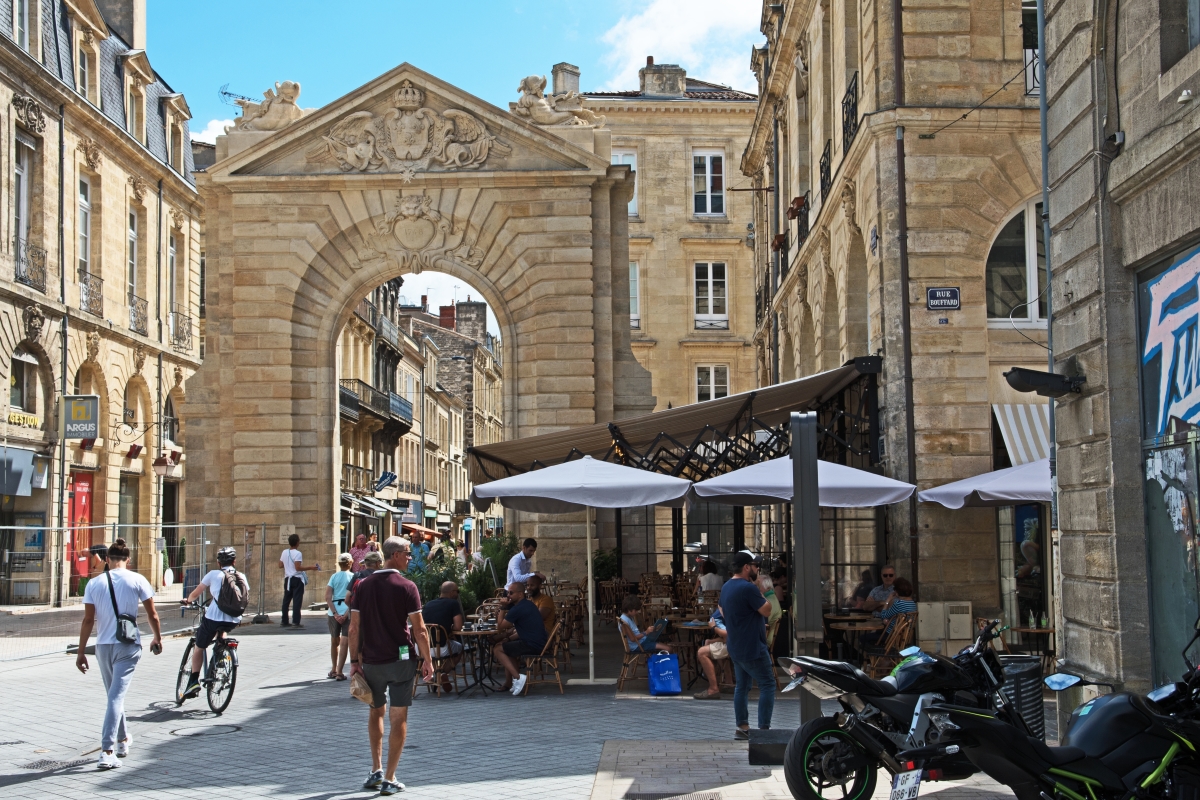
[455,301,487,344]
[439,305,456,331]
[639,59,686,98]
[552,62,580,95]
[96,0,146,49]
[420,294,427,311]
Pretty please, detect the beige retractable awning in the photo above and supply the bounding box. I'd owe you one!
[992,403,1051,465]
[467,360,874,484]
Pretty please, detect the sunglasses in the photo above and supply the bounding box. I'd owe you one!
[882,573,895,578]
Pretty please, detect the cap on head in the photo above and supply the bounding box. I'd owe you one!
[364,551,384,566]
[729,550,762,573]
[337,552,353,565]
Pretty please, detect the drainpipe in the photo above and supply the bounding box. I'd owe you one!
[771,110,781,386]
[893,0,920,596]
[55,105,66,606]
[1037,0,1057,533]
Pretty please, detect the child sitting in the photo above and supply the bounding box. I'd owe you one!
[618,594,673,654]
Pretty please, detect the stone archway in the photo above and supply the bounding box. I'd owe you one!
[185,64,654,543]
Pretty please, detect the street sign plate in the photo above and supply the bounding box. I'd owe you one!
[63,395,100,439]
[926,287,960,310]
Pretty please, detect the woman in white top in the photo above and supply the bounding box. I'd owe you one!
[697,560,724,593]
[279,532,319,628]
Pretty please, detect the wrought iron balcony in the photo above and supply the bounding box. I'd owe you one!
[13,238,46,293]
[354,297,378,328]
[79,270,103,317]
[842,72,860,151]
[128,293,149,335]
[694,317,730,331]
[630,316,641,330]
[378,315,400,350]
[1024,49,1040,95]
[168,304,193,352]
[796,191,811,249]
[819,140,832,203]
[339,384,359,422]
[389,391,413,425]
[341,463,375,495]
[340,378,389,420]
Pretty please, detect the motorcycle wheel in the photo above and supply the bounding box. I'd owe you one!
[784,717,878,800]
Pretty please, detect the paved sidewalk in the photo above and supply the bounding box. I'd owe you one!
[0,626,1016,800]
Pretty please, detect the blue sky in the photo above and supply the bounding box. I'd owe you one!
[147,0,764,334]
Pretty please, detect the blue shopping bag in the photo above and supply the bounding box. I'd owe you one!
[647,652,682,696]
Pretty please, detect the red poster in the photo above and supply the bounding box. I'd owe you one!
[68,472,94,583]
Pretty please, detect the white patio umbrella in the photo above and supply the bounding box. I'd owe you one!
[917,458,1051,509]
[692,457,916,507]
[469,456,692,682]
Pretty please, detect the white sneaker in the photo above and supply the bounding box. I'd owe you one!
[97,752,120,770]
[510,674,527,695]
[116,737,131,758]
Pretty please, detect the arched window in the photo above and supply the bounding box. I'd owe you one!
[10,348,37,412]
[986,200,1046,323]
[164,395,178,443]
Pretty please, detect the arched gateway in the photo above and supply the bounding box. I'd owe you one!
[186,65,654,563]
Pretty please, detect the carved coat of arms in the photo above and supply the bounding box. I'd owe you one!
[360,194,484,274]
[308,80,509,180]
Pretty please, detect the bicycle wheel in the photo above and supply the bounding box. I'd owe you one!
[206,647,237,714]
[175,641,195,706]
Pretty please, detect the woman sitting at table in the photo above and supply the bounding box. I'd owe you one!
[618,595,673,654]
[860,577,916,649]
[693,607,731,700]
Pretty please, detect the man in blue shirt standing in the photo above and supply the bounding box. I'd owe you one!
[719,551,775,739]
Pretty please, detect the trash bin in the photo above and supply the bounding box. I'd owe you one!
[1000,654,1045,740]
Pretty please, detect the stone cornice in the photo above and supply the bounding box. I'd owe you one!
[206,170,609,191]
[581,101,757,115]
[1106,101,1200,204]
[742,0,811,174]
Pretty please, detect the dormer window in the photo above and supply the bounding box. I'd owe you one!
[127,84,144,142]
[15,0,28,51]
[78,45,89,97]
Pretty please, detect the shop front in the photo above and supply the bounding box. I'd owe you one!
[0,446,52,604]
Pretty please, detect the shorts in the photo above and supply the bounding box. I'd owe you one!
[195,616,237,649]
[707,640,729,660]
[327,615,350,638]
[433,640,464,658]
[361,658,418,709]
[502,640,541,659]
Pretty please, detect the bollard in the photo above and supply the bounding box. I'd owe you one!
[253,523,269,623]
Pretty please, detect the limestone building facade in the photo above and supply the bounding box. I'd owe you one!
[0,0,200,605]
[1044,0,1200,693]
[743,0,1049,619]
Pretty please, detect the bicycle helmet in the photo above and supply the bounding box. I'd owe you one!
[216,546,237,566]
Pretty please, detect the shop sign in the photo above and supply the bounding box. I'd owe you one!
[63,395,100,439]
[8,410,40,429]
[926,287,960,311]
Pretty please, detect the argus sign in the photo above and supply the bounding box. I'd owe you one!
[62,395,100,439]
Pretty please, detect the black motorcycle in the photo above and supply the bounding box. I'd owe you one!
[909,618,1200,800]
[777,620,1032,800]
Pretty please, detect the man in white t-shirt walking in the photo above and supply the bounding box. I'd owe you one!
[279,533,320,627]
[182,546,248,698]
[75,538,162,770]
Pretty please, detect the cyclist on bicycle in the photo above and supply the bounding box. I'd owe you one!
[182,546,248,698]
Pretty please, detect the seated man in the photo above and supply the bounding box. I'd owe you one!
[862,565,897,611]
[421,581,465,657]
[526,574,557,634]
[618,595,672,654]
[491,582,548,696]
[861,577,916,648]
[693,607,730,699]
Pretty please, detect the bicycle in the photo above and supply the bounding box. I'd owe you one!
[174,601,239,714]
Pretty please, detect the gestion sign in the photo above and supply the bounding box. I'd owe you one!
[926,287,961,311]
[63,395,100,439]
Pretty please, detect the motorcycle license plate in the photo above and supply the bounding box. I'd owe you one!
[890,770,922,800]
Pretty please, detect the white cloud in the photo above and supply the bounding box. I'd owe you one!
[191,118,234,144]
[598,0,763,92]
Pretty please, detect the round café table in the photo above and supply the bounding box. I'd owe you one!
[455,628,505,696]
[830,620,886,663]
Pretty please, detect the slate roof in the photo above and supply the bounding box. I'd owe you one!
[584,77,757,102]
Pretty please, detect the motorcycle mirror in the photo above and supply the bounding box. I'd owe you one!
[899,646,921,658]
[777,657,803,676]
[1044,673,1083,691]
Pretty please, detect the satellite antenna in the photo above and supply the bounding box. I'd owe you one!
[218,84,255,106]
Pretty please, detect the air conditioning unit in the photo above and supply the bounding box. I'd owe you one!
[917,602,945,640]
[946,602,974,640]
[917,601,974,645]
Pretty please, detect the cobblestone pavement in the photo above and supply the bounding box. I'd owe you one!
[0,625,1015,800]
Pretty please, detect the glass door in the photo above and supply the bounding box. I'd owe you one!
[1145,443,1200,684]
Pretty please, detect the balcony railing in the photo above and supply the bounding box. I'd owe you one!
[339,384,359,422]
[129,293,149,335]
[378,315,399,350]
[756,285,766,327]
[341,463,375,495]
[819,140,832,202]
[694,317,730,331]
[842,72,860,151]
[395,480,421,496]
[355,298,378,329]
[1024,49,1040,95]
[13,238,46,293]
[340,378,390,419]
[389,391,413,424]
[79,270,103,317]
[631,316,641,330]
[168,304,193,352]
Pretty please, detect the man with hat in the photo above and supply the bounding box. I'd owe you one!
[718,550,775,739]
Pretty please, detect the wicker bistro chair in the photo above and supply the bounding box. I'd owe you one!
[863,612,918,678]
[520,622,564,695]
[616,616,652,691]
[425,624,465,696]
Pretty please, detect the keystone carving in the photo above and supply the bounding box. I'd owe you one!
[169,208,185,230]
[512,75,604,128]
[231,80,305,132]
[173,364,183,387]
[307,80,509,179]
[841,180,859,235]
[77,137,103,170]
[128,175,147,203]
[133,344,146,374]
[12,94,46,134]
[85,331,100,362]
[795,42,810,99]
[359,193,484,274]
[22,304,45,342]
[81,29,94,47]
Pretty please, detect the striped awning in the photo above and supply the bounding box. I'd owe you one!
[992,404,1051,465]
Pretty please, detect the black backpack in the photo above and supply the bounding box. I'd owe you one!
[215,567,250,617]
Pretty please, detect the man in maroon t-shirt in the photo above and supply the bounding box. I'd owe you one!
[349,536,433,796]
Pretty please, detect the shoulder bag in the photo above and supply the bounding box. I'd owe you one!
[106,570,140,644]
